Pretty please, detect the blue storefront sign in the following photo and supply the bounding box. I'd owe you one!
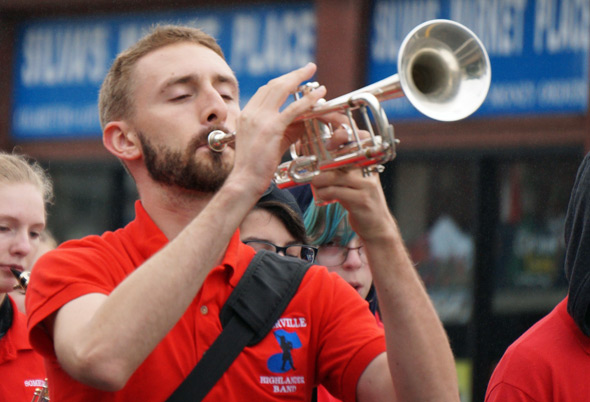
[369,0,590,120]
[11,3,315,140]
[11,0,589,140]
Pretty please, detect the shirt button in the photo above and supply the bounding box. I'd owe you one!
[200,305,209,315]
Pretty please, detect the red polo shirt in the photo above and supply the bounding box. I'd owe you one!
[0,295,46,401]
[486,298,590,402]
[27,201,385,402]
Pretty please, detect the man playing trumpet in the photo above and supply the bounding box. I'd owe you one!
[26,25,458,401]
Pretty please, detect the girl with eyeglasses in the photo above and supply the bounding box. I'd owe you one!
[240,184,317,263]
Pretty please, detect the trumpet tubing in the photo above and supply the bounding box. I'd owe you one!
[208,19,490,190]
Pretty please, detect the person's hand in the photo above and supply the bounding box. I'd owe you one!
[311,166,392,241]
[309,123,394,242]
[231,63,326,196]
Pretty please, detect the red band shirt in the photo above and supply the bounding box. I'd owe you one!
[26,201,385,402]
[0,295,46,401]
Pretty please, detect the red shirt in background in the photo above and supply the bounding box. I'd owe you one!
[486,298,590,402]
[0,295,46,402]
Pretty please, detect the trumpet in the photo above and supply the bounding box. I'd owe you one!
[208,19,491,188]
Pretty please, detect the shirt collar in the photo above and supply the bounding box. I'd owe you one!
[127,201,169,260]
[0,296,32,356]
[131,200,256,288]
[223,228,256,288]
[560,297,590,354]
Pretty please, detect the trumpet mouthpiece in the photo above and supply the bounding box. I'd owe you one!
[208,130,235,152]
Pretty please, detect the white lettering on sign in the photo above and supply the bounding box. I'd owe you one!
[371,0,440,62]
[14,104,98,133]
[21,25,109,86]
[230,10,315,75]
[485,78,587,109]
[486,81,536,108]
[450,0,527,56]
[537,79,588,106]
[534,0,590,54]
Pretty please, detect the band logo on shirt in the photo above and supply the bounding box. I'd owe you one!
[267,329,301,373]
[260,316,307,394]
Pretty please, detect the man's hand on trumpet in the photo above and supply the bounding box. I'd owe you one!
[310,163,391,244]
[230,63,326,196]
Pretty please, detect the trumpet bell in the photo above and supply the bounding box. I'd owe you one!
[398,19,491,121]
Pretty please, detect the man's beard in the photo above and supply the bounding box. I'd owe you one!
[138,130,232,193]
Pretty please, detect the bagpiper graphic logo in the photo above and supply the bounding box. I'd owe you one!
[267,329,302,373]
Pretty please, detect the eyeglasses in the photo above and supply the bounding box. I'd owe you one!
[243,240,318,263]
[316,244,367,267]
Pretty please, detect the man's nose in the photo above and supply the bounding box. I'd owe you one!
[199,86,228,126]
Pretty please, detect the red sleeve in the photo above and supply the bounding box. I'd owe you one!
[26,237,133,357]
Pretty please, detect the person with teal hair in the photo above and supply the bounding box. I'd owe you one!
[304,201,380,402]
[304,201,380,317]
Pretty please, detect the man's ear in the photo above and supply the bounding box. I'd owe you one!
[103,121,142,161]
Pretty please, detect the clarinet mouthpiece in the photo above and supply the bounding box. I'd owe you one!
[10,267,30,292]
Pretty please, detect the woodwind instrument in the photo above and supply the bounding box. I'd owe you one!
[9,268,50,401]
[11,267,30,293]
[30,380,50,402]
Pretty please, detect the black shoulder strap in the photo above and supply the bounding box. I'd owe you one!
[166,250,311,401]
